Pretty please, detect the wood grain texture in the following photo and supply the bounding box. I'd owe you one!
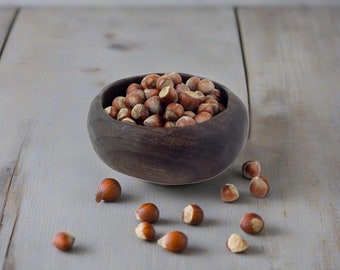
[0,7,248,269]
[238,7,340,269]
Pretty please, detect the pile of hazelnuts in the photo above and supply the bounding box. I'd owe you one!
[104,72,226,127]
[52,160,269,254]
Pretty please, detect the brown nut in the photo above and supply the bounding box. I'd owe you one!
[240,213,265,235]
[178,91,200,111]
[194,111,212,124]
[185,76,200,91]
[197,103,214,116]
[175,116,196,127]
[242,160,261,179]
[125,90,146,108]
[182,204,204,225]
[135,202,160,223]
[159,86,178,104]
[52,232,75,251]
[112,96,126,110]
[144,96,164,115]
[141,73,160,89]
[226,233,249,253]
[220,183,239,202]
[143,114,163,127]
[121,117,136,124]
[249,175,270,198]
[206,99,219,115]
[165,72,182,85]
[135,222,156,241]
[117,108,131,121]
[157,231,188,253]
[175,83,190,95]
[164,121,176,128]
[198,79,215,95]
[95,178,122,202]
[164,103,184,121]
[104,106,112,114]
[183,110,196,118]
[126,83,142,94]
[109,106,118,119]
[156,75,174,90]
[131,104,150,120]
[144,88,160,99]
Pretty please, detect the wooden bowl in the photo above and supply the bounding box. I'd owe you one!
[87,73,249,185]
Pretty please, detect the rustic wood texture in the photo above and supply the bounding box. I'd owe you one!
[238,7,340,269]
[0,7,249,269]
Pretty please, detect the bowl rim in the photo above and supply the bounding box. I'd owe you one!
[96,72,245,131]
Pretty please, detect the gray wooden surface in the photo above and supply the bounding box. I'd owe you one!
[0,6,339,270]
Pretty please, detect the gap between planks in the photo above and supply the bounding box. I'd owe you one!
[0,8,20,61]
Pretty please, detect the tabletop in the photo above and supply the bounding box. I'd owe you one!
[0,5,339,270]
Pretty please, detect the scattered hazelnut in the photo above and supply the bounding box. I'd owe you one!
[249,176,270,198]
[157,231,188,253]
[242,160,261,179]
[52,232,75,251]
[135,202,160,223]
[240,213,265,235]
[95,178,122,202]
[135,222,156,241]
[226,233,249,253]
[220,183,239,202]
[182,204,204,225]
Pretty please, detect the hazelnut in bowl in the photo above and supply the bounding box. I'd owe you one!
[87,73,248,185]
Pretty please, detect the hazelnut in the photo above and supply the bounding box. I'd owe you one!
[143,114,163,127]
[157,231,188,253]
[135,202,160,223]
[220,183,239,202]
[125,90,145,108]
[212,89,222,101]
[112,96,126,110]
[116,107,131,121]
[109,106,118,119]
[95,178,122,202]
[135,222,156,241]
[197,103,214,116]
[144,88,160,99]
[164,121,176,128]
[182,204,204,225]
[121,117,136,124]
[249,175,270,198]
[185,76,200,91]
[226,233,249,253]
[198,79,215,95]
[159,86,178,104]
[52,232,75,251]
[242,160,261,179]
[194,111,212,124]
[183,110,196,118]
[156,75,174,90]
[206,99,219,115]
[164,103,184,121]
[178,91,200,111]
[104,106,112,114]
[165,72,182,85]
[240,213,265,235]
[175,83,190,95]
[141,73,160,89]
[126,83,142,94]
[175,116,196,127]
[144,95,164,115]
[195,90,206,103]
[131,104,150,120]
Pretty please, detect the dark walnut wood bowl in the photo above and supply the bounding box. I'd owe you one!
[87,73,249,185]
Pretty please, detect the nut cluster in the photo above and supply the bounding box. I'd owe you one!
[104,72,226,127]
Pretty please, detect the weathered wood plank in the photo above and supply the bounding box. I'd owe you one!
[0,7,248,269]
[238,7,340,269]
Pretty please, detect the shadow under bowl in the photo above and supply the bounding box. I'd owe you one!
[87,73,249,185]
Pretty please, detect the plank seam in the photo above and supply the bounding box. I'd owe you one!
[234,7,252,139]
[0,8,20,62]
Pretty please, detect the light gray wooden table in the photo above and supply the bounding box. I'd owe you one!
[0,6,339,270]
